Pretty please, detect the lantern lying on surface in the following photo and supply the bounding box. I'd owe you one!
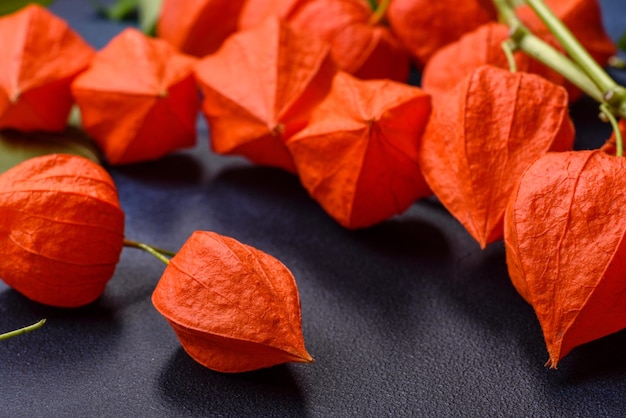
[0,154,125,308]
[152,230,313,373]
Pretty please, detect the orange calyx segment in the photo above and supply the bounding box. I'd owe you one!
[421,22,568,99]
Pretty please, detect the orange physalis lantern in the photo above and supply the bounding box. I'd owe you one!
[422,23,566,99]
[71,28,200,165]
[287,0,411,81]
[387,0,496,68]
[152,231,314,373]
[0,154,125,308]
[0,5,94,132]
[600,119,626,156]
[286,71,432,229]
[505,150,626,368]
[195,17,337,173]
[157,0,247,57]
[418,65,574,248]
[237,0,302,31]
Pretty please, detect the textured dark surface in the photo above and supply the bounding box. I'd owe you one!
[1,1,626,416]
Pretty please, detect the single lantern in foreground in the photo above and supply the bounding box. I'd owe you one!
[0,154,125,308]
[152,231,313,373]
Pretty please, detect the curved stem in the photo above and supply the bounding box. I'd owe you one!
[368,0,390,25]
[501,39,518,72]
[493,0,517,23]
[494,0,601,97]
[516,30,604,102]
[0,319,46,341]
[608,56,626,70]
[123,239,172,265]
[601,103,623,157]
[523,0,616,94]
[492,0,626,119]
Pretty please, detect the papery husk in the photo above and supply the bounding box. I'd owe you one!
[152,230,313,373]
[0,154,124,307]
[157,0,247,57]
[505,150,626,368]
[0,5,94,132]
[418,65,574,248]
[599,119,626,156]
[195,17,337,173]
[287,0,410,82]
[386,0,496,68]
[286,71,432,229]
[422,22,567,99]
[237,0,302,31]
[71,28,199,165]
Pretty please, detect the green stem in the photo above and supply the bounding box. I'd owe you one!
[0,319,46,341]
[492,0,626,120]
[601,103,623,157]
[89,0,139,20]
[608,56,626,70]
[123,239,172,265]
[523,0,616,94]
[501,39,518,72]
[493,0,517,23]
[516,29,604,102]
[368,0,391,25]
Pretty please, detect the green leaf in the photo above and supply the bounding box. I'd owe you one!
[0,128,101,174]
[0,0,55,15]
